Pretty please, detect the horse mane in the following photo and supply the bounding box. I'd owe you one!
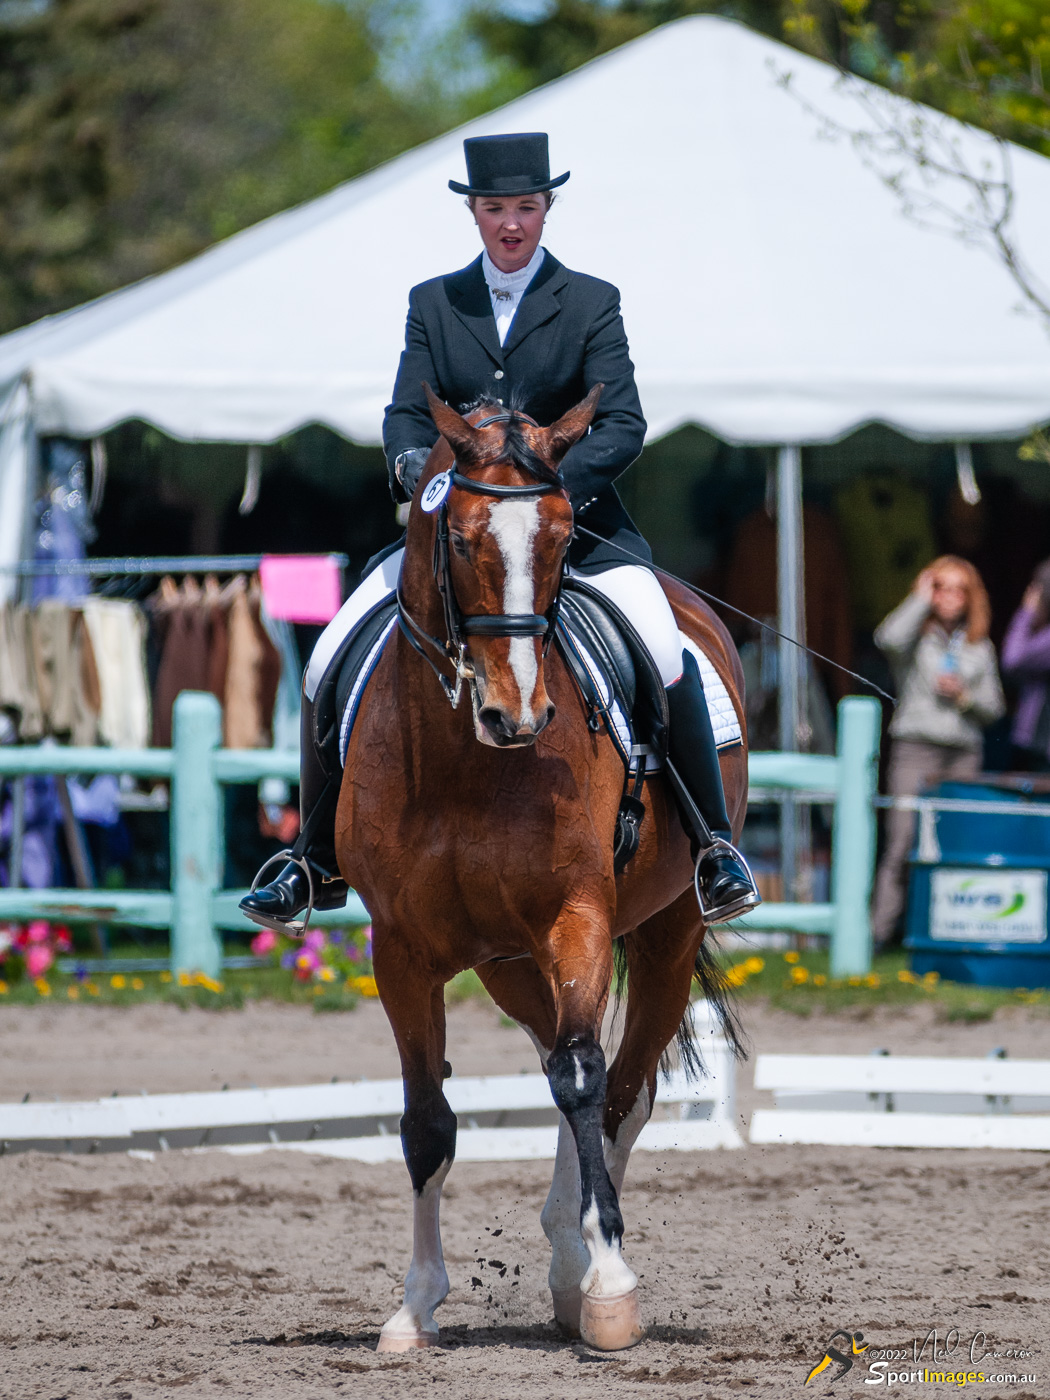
[465,395,564,488]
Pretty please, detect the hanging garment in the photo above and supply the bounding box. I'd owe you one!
[223,576,280,748]
[28,600,101,744]
[80,597,151,749]
[150,577,213,747]
[0,603,44,740]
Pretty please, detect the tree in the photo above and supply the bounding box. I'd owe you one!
[0,0,438,334]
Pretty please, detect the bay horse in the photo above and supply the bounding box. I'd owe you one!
[337,385,747,1353]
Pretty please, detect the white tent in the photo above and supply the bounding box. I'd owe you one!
[2,12,1050,594]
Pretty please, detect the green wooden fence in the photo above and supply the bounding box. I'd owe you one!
[0,692,880,979]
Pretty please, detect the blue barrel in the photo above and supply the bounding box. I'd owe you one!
[904,782,1050,988]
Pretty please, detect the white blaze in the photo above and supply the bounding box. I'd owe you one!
[488,497,541,724]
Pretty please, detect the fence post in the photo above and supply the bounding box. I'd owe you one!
[171,692,223,979]
[830,696,881,978]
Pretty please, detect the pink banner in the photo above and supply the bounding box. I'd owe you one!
[259,555,343,624]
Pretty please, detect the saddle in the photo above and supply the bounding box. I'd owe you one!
[321,579,741,873]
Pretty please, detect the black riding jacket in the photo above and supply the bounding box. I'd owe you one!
[382,250,649,572]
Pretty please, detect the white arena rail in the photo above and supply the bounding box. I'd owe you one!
[0,1003,741,1162]
[750,1050,1050,1150]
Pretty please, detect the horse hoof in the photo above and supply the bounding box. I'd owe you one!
[551,1286,582,1337]
[376,1329,439,1353]
[579,1288,645,1351]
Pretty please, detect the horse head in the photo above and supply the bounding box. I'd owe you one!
[415,383,602,748]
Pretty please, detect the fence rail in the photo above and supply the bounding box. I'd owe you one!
[0,693,882,978]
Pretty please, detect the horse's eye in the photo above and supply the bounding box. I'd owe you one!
[451,534,470,559]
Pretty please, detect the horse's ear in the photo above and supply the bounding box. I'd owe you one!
[424,383,483,464]
[544,384,604,464]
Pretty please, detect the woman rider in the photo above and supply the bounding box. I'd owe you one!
[241,133,758,929]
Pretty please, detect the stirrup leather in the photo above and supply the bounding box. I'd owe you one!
[243,849,317,939]
[692,838,761,926]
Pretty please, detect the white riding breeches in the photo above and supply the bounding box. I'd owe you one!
[303,549,684,702]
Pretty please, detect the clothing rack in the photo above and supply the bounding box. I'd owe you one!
[0,553,349,576]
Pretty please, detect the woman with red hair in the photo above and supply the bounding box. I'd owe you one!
[871,556,1005,949]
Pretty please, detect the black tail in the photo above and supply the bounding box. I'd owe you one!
[612,934,748,1081]
[675,932,749,1077]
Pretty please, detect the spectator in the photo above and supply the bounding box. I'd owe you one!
[1001,560,1050,771]
[871,556,1005,949]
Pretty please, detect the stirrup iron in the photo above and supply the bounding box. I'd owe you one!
[243,849,317,939]
[693,837,761,926]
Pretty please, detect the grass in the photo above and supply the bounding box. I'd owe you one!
[2,948,1047,1025]
[715,945,1050,1023]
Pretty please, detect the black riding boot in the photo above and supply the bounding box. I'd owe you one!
[239,693,349,931]
[665,651,759,922]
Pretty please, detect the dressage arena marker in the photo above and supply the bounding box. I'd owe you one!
[0,1005,741,1162]
[751,1051,1050,1150]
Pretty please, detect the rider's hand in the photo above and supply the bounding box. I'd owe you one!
[395,448,431,499]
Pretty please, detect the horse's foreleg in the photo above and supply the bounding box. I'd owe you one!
[545,927,644,1352]
[475,959,589,1332]
[374,967,456,1353]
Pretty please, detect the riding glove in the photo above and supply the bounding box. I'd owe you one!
[394,447,431,498]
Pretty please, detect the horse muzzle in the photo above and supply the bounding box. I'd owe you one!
[475,701,556,748]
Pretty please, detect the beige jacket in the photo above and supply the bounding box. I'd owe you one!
[875,592,1005,751]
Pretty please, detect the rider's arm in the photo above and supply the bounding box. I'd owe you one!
[558,285,647,513]
[383,290,440,504]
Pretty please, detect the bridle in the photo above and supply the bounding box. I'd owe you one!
[396,411,568,710]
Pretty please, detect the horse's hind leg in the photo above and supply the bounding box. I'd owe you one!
[605,892,706,1192]
[476,959,589,1335]
[373,952,457,1353]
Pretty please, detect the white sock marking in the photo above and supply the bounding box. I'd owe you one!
[580,1194,638,1300]
[380,1158,451,1342]
[488,498,541,726]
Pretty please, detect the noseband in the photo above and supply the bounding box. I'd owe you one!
[396,413,567,709]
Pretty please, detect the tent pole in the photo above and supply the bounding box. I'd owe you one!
[776,445,807,903]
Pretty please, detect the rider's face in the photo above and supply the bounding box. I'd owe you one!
[471,194,548,274]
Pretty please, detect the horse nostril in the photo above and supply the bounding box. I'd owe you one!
[538,703,555,732]
[479,706,516,741]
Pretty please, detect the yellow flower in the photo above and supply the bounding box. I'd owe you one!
[352,974,379,998]
[863,973,880,988]
[922,970,940,987]
[131,978,144,991]
[178,971,193,987]
[848,976,862,987]
[86,981,100,996]
[195,974,223,994]
[784,951,800,964]
[318,966,336,983]
[110,974,126,990]
[34,978,51,996]
[897,969,919,984]
[0,979,8,995]
[813,973,826,986]
[67,986,80,1000]
[790,966,809,984]
[160,971,172,983]
[744,956,765,974]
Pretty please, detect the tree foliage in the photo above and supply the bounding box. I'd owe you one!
[0,0,436,333]
[466,0,1050,158]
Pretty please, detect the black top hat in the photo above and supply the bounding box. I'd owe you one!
[448,133,570,197]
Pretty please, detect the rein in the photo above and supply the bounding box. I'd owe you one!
[396,412,567,710]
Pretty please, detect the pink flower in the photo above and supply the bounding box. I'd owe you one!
[27,921,50,944]
[251,929,277,956]
[25,946,54,978]
[303,929,326,952]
